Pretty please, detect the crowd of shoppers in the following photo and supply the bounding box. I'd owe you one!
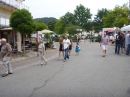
[100,31,130,56]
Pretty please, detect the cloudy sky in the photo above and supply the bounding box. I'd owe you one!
[23,0,128,19]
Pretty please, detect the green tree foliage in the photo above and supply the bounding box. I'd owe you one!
[54,17,67,34]
[47,20,56,31]
[93,8,109,32]
[34,17,57,25]
[103,4,129,28]
[65,25,82,35]
[10,9,36,34]
[83,19,93,32]
[34,20,47,51]
[74,4,92,29]
[10,9,36,53]
[35,20,47,31]
[44,33,51,39]
[64,12,76,25]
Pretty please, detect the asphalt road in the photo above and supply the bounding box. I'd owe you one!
[0,41,130,97]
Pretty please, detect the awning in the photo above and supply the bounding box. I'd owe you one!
[107,29,113,32]
[0,27,12,30]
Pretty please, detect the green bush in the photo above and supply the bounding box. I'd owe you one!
[72,37,77,42]
[44,33,50,39]
[49,38,53,44]
[54,38,59,42]
[61,33,66,38]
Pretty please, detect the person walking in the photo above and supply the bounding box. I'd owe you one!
[115,32,122,54]
[121,33,126,53]
[37,40,47,66]
[0,38,13,77]
[63,36,71,62]
[126,31,130,55]
[77,34,81,43]
[114,32,118,45]
[100,33,109,57]
[58,37,64,59]
[68,36,73,56]
[109,34,113,45]
[75,42,80,55]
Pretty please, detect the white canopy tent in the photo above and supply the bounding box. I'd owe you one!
[38,29,54,34]
[121,25,130,32]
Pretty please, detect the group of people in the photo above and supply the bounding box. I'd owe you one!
[114,31,130,55]
[58,36,81,62]
[0,38,48,77]
[100,31,130,57]
[0,35,81,77]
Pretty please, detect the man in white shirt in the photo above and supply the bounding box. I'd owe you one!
[63,36,71,62]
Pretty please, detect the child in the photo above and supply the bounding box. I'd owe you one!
[75,42,80,55]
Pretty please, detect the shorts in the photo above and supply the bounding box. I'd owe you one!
[69,45,72,50]
[102,45,108,50]
[121,44,125,48]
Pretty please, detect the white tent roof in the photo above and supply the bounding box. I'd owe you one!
[121,25,130,31]
[40,29,54,34]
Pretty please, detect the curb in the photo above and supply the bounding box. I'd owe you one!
[13,53,58,71]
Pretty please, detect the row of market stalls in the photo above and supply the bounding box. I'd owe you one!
[31,29,54,42]
[102,28,115,35]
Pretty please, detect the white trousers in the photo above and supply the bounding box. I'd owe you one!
[3,57,13,74]
[39,51,47,64]
[102,45,108,50]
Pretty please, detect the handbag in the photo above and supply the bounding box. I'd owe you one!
[78,47,81,51]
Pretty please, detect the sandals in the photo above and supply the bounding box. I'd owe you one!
[2,74,8,77]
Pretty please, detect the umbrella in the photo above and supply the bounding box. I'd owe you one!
[41,29,54,34]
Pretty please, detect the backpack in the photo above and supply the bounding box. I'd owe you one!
[116,35,120,40]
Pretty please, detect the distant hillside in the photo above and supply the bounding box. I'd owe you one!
[34,17,57,25]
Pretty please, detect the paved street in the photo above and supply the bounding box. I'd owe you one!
[0,41,130,97]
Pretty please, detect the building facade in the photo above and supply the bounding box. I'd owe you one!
[0,0,29,51]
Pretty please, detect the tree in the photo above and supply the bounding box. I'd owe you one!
[54,17,67,34]
[65,25,82,35]
[47,20,56,31]
[35,20,47,31]
[34,17,57,25]
[64,12,76,25]
[103,4,129,28]
[10,9,36,54]
[74,4,92,30]
[34,20,47,51]
[93,8,109,32]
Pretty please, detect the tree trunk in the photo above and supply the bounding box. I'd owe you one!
[23,33,25,55]
[36,31,38,51]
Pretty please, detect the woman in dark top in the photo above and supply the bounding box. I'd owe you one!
[68,37,73,56]
[58,37,64,59]
[121,33,126,53]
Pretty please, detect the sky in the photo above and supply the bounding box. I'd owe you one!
[23,0,128,19]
